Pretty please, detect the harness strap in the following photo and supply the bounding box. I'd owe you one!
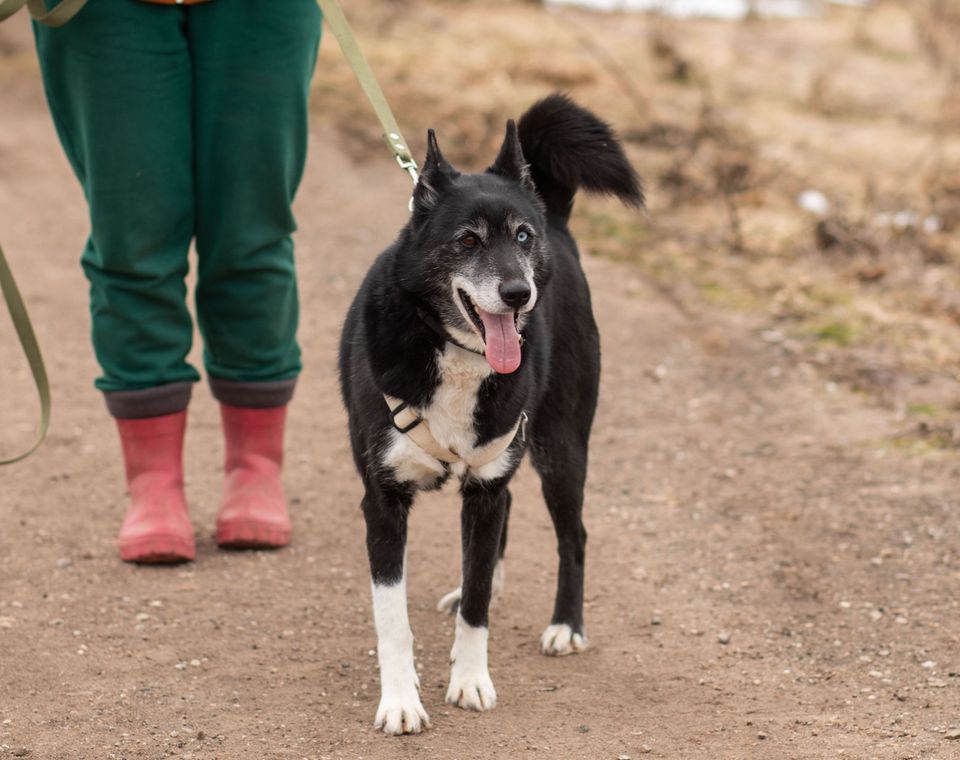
[0,243,51,465]
[384,394,525,470]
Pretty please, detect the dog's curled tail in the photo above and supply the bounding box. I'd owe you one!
[517,93,643,223]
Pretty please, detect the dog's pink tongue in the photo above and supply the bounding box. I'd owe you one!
[478,309,522,374]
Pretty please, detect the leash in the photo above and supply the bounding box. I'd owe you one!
[316,0,419,188]
[0,0,86,467]
[0,244,51,464]
[0,0,87,26]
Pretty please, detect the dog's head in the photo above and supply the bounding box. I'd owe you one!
[396,122,550,375]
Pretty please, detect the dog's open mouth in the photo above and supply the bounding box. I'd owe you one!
[457,289,523,374]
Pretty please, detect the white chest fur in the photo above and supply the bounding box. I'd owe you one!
[381,345,517,485]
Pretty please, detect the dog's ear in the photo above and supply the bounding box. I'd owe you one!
[413,129,459,214]
[487,119,536,195]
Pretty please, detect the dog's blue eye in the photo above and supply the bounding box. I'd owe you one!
[517,230,529,243]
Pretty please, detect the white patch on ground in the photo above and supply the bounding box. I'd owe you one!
[543,0,831,19]
[540,623,588,656]
[436,559,506,615]
[446,613,497,711]
[372,577,430,734]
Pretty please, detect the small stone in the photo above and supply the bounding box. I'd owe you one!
[55,558,73,569]
[0,616,16,628]
[945,729,960,740]
[197,730,206,741]
[578,724,590,733]
[135,612,150,623]
[757,732,767,740]
[650,615,661,626]
[798,189,830,216]
[922,660,937,669]
[718,632,732,645]
[190,659,201,667]
[618,755,632,760]
[12,749,31,758]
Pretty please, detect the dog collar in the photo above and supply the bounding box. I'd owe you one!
[384,394,527,470]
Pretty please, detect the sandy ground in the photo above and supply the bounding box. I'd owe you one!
[1,13,959,760]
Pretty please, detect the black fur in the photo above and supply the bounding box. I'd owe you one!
[339,94,642,691]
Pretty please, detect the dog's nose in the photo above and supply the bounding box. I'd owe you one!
[499,279,531,309]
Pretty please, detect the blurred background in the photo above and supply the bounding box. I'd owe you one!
[316,0,960,448]
[2,3,960,758]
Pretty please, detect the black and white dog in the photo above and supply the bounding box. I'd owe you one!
[338,94,642,734]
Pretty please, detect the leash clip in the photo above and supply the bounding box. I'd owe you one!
[395,153,420,186]
[394,152,420,213]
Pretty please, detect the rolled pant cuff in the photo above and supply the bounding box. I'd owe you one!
[208,377,296,409]
[104,381,193,419]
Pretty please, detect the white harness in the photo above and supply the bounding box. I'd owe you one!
[384,394,526,470]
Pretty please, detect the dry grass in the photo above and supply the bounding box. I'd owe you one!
[312,0,960,437]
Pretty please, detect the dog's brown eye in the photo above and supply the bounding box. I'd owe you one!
[460,234,479,249]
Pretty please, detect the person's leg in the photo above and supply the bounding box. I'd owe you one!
[188,0,321,547]
[34,0,198,414]
[35,1,197,562]
[189,0,321,402]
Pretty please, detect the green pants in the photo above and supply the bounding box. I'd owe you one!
[34,0,321,417]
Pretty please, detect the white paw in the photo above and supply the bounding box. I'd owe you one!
[437,561,505,615]
[446,614,497,711]
[446,661,497,711]
[437,586,462,615]
[374,685,430,735]
[540,623,587,656]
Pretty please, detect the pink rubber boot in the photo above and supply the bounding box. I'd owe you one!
[116,411,195,563]
[215,404,291,549]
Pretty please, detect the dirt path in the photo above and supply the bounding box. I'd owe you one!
[1,17,958,760]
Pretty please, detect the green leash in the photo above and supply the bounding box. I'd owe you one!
[315,0,419,187]
[0,0,87,27]
[0,244,51,464]
[0,1,78,464]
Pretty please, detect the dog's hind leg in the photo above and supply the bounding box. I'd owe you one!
[445,483,509,711]
[362,485,430,735]
[437,489,510,615]
[530,427,590,657]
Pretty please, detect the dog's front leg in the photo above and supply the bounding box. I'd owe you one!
[446,482,509,711]
[362,487,429,735]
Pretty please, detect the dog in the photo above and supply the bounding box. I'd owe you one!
[338,94,643,735]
